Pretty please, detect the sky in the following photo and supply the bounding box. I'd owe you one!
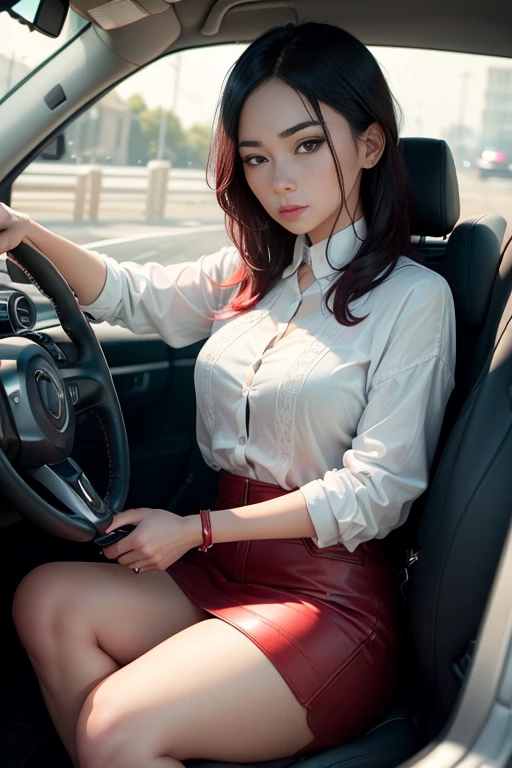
[116,45,510,141]
[2,9,512,141]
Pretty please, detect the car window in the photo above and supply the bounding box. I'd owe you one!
[10,44,512,267]
[0,9,88,103]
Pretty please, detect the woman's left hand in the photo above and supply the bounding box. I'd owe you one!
[101,508,202,573]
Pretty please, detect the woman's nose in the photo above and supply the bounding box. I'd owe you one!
[270,168,297,195]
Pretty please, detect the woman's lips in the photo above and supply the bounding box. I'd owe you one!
[278,206,308,220]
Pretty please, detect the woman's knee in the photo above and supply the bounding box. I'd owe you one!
[12,562,82,654]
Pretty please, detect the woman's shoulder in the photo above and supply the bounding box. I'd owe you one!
[368,254,455,345]
[376,254,453,311]
[365,255,456,385]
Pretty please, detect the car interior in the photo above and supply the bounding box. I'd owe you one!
[1,2,512,768]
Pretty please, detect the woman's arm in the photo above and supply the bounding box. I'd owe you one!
[181,352,454,552]
[185,491,316,545]
[23,218,108,305]
[0,204,107,305]
[0,202,241,346]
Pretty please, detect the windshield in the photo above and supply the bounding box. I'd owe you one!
[0,8,87,102]
[5,41,512,275]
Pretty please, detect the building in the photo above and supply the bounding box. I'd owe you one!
[481,68,512,149]
[64,90,132,165]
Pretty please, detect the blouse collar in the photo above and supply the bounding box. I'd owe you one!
[282,217,367,281]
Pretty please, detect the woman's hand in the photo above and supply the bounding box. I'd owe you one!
[0,202,31,253]
[101,507,202,573]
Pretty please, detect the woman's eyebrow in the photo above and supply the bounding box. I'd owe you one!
[238,120,322,149]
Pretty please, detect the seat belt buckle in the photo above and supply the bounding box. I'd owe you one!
[398,548,421,598]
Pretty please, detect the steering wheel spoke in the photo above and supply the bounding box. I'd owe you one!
[26,458,112,529]
[61,370,104,413]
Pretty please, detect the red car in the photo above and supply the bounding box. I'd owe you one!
[476,147,512,179]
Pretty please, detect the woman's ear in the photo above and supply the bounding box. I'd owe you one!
[359,123,386,168]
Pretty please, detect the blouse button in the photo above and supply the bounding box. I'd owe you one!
[238,436,246,446]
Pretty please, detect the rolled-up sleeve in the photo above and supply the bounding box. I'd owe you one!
[80,244,241,348]
[300,271,456,552]
[300,355,455,551]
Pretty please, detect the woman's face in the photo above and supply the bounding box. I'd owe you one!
[238,79,378,244]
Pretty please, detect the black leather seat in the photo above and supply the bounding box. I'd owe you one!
[188,138,512,768]
[400,138,508,439]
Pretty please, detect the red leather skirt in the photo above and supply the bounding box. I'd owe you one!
[168,470,401,755]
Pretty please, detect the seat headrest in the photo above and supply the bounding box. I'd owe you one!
[442,213,507,336]
[400,138,460,238]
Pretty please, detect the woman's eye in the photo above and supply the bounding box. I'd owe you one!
[297,139,325,154]
[242,155,267,166]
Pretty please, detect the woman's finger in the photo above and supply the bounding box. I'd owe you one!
[116,551,145,568]
[126,560,154,574]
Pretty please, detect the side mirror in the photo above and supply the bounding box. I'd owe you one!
[6,0,69,38]
[40,133,66,161]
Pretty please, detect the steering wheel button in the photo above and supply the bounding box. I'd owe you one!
[67,384,79,405]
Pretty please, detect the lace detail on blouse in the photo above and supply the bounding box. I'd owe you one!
[275,315,348,475]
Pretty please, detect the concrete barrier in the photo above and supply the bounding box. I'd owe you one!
[13,163,216,222]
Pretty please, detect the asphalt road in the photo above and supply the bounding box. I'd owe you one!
[84,224,231,264]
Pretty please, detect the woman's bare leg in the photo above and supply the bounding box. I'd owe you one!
[12,561,208,767]
[76,618,314,768]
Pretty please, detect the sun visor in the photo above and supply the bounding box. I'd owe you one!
[81,0,180,30]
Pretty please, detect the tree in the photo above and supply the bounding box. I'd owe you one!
[126,94,147,114]
[180,123,212,168]
[124,93,210,168]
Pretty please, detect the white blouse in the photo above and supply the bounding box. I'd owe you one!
[82,218,456,552]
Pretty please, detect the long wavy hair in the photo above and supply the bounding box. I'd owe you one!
[208,21,417,326]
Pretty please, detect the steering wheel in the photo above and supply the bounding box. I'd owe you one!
[0,241,131,546]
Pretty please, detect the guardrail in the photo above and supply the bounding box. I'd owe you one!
[13,161,217,221]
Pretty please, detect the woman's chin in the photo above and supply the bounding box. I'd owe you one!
[275,215,316,235]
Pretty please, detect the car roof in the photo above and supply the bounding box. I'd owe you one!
[70,0,512,59]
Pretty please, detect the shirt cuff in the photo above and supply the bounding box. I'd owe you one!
[300,479,342,549]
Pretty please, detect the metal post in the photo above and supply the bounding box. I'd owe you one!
[156,54,182,161]
[156,111,167,162]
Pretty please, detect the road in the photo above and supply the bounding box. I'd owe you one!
[82,223,231,264]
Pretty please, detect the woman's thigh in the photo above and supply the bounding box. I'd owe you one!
[12,561,209,666]
[77,617,314,767]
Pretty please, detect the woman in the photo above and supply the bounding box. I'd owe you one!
[5,21,456,768]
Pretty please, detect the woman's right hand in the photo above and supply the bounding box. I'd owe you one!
[0,202,31,254]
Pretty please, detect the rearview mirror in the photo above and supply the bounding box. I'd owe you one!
[7,0,69,38]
